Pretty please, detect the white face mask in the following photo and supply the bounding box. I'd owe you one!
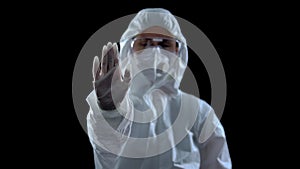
[112,47,186,123]
[120,47,186,90]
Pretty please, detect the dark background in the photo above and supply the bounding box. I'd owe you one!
[5,1,292,168]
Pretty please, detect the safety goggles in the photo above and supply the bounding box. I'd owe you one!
[131,36,181,53]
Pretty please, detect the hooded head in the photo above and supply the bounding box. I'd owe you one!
[119,8,188,89]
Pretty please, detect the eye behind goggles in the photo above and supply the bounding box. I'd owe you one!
[130,36,182,53]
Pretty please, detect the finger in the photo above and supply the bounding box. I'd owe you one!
[101,45,108,75]
[92,56,100,80]
[107,42,114,70]
[112,42,119,66]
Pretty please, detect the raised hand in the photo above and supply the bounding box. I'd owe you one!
[93,42,130,110]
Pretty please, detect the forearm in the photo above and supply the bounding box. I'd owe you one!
[198,124,232,169]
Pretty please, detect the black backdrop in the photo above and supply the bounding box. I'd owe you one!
[6,1,284,168]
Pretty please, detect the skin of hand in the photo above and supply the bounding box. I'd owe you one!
[92,42,130,110]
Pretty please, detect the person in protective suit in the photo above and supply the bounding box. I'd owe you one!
[86,8,232,169]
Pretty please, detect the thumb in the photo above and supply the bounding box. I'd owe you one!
[92,56,100,80]
[122,70,131,83]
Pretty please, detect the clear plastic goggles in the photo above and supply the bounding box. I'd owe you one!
[131,37,181,53]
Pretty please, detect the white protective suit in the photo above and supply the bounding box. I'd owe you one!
[87,8,232,169]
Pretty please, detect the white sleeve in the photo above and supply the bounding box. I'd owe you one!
[85,90,130,169]
[195,100,232,169]
[86,90,126,138]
